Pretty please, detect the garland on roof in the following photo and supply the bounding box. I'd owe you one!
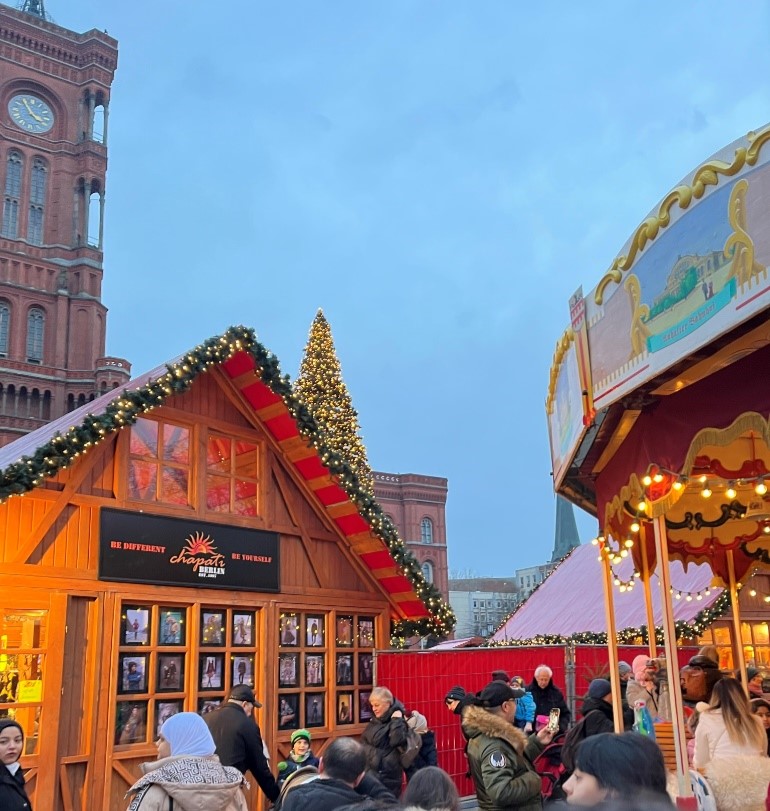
[0,326,455,640]
[486,589,731,647]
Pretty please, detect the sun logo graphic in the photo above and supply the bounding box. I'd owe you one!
[169,531,226,576]
[182,531,218,556]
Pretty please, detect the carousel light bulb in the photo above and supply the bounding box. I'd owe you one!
[756,480,768,495]
[591,537,599,545]
[699,474,708,484]
[686,594,693,601]
[750,589,757,597]
[675,592,682,600]
[614,578,621,586]
[726,484,737,499]
[701,486,712,498]
[765,595,770,604]
[637,500,647,512]
[764,525,770,535]
[642,474,653,487]
[619,585,627,592]
[620,549,629,558]
[630,521,640,533]
[672,479,684,491]
[653,473,664,483]
[625,539,635,548]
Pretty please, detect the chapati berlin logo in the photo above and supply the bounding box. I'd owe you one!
[169,531,226,580]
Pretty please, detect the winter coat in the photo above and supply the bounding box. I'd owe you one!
[514,692,536,726]
[405,730,438,780]
[526,678,570,733]
[693,703,767,769]
[361,699,409,796]
[278,750,321,786]
[204,702,280,802]
[626,679,660,717]
[462,704,545,811]
[577,697,616,737]
[125,754,248,811]
[0,764,32,811]
[281,773,397,811]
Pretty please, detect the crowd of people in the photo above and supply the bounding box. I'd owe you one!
[5,654,770,810]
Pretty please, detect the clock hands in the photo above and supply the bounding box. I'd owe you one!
[22,97,44,123]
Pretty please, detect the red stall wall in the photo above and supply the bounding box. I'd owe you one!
[375,645,698,797]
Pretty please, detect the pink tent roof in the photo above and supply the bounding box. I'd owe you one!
[491,543,721,642]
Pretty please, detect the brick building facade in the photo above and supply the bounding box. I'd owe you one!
[373,471,449,599]
[0,3,129,446]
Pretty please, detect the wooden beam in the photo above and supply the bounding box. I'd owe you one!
[13,437,114,564]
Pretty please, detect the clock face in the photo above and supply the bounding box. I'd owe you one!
[8,94,54,134]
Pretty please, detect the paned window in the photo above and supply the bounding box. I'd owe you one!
[205,433,260,516]
[0,301,9,356]
[26,307,44,363]
[128,417,191,506]
[0,607,47,754]
[27,158,46,244]
[421,561,434,583]
[2,151,22,238]
[420,517,433,544]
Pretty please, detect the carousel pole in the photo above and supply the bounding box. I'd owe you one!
[639,525,658,657]
[652,514,694,807]
[726,549,748,691]
[600,549,623,732]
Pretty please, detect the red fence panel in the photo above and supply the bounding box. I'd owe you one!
[375,646,566,795]
[374,644,701,796]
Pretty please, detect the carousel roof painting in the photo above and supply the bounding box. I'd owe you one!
[490,543,722,644]
[0,326,454,637]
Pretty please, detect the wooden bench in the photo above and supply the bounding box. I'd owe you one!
[653,722,678,772]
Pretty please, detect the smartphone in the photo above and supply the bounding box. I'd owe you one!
[546,708,560,732]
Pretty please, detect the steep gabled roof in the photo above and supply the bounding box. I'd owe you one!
[0,326,455,639]
[489,542,727,646]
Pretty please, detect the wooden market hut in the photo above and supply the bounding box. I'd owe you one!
[0,326,454,811]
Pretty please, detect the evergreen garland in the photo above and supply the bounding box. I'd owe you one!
[0,326,456,639]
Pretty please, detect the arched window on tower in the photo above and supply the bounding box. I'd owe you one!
[26,307,45,364]
[421,517,434,544]
[0,301,9,357]
[2,151,23,238]
[421,561,434,584]
[28,158,47,245]
[92,104,105,144]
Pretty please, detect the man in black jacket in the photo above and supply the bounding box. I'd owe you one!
[281,737,397,811]
[204,684,280,804]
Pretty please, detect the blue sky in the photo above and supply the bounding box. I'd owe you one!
[53,1,770,575]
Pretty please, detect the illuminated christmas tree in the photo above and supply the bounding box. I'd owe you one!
[295,310,374,497]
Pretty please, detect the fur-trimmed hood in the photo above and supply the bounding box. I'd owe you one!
[462,705,528,754]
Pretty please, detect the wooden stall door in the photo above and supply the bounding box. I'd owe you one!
[56,595,101,811]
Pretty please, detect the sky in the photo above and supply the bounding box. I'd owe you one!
[42,0,770,575]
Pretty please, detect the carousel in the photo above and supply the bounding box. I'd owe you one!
[547,122,770,806]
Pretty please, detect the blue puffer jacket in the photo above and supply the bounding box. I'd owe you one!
[515,691,536,725]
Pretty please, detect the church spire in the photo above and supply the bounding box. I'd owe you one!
[551,496,581,562]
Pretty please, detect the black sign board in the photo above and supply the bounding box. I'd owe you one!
[99,508,280,592]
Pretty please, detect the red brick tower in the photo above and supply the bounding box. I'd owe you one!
[0,2,130,446]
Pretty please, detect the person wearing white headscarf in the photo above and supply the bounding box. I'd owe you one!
[125,712,249,811]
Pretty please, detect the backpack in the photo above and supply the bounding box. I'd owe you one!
[560,710,600,772]
[398,726,423,769]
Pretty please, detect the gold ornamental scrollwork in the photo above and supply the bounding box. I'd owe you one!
[546,328,574,415]
[594,125,770,305]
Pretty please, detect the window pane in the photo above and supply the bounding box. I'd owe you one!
[233,441,258,478]
[130,418,158,457]
[754,622,770,646]
[161,467,188,505]
[128,460,157,500]
[207,436,231,473]
[741,622,752,645]
[712,625,731,646]
[206,475,230,512]
[163,425,189,464]
[755,647,770,668]
[233,480,257,516]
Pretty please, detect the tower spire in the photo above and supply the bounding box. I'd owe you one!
[19,0,48,20]
[551,495,581,562]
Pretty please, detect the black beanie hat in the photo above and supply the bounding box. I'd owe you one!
[445,685,467,702]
